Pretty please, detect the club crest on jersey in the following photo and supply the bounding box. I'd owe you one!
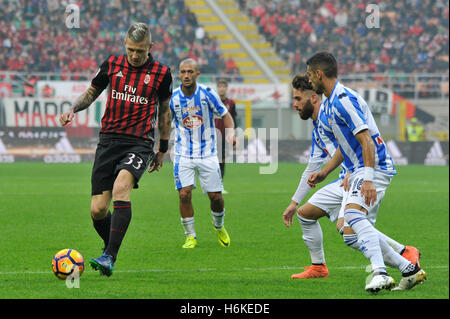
[183,115,204,129]
[375,136,384,145]
[144,74,151,84]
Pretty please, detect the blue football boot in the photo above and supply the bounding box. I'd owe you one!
[89,253,114,277]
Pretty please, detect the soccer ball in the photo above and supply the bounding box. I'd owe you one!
[52,249,84,280]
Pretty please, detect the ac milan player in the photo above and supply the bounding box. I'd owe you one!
[215,78,237,193]
[59,23,173,276]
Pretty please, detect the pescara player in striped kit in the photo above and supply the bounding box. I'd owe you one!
[306,51,426,293]
[168,58,237,249]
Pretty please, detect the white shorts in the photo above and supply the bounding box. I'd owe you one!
[173,155,223,193]
[307,177,382,225]
[308,179,346,223]
[342,170,393,224]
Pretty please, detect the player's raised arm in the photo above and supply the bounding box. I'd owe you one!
[59,85,103,127]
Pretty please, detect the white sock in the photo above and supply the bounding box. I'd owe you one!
[344,231,411,272]
[378,236,412,273]
[344,209,386,273]
[376,229,405,254]
[297,214,325,264]
[212,209,225,229]
[343,233,360,250]
[181,217,196,238]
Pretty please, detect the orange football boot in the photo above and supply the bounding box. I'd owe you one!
[291,264,329,279]
[401,246,421,268]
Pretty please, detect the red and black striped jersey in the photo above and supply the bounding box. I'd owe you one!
[91,54,172,141]
[215,97,237,135]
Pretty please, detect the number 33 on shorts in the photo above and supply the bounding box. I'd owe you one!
[124,153,144,170]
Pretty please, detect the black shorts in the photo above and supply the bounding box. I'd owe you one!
[91,134,155,195]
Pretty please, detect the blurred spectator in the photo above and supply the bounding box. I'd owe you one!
[407,117,425,141]
[41,84,55,98]
[225,57,238,74]
[22,77,36,97]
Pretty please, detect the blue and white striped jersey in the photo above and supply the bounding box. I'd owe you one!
[323,81,396,175]
[291,102,348,205]
[311,102,347,179]
[170,83,228,158]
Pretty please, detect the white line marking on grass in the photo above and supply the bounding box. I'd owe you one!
[0,265,447,276]
[395,190,448,193]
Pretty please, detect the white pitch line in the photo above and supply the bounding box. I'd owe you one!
[0,265,447,276]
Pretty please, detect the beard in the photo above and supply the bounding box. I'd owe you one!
[183,79,195,89]
[314,83,325,95]
[299,99,314,120]
[311,78,325,95]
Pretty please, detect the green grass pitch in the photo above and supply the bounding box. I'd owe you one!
[0,162,448,300]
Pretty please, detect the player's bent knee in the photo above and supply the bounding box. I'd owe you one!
[179,188,192,204]
[91,202,109,219]
[208,192,223,203]
[297,203,325,220]
[91,192,111,219]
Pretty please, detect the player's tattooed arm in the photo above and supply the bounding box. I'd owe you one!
[158,97,172,140]
[59,85,103,126]
[72,85,103,113]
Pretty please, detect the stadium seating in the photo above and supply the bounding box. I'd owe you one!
[0,0,240,80]
[0,0,448,89]
[238,0,449,75]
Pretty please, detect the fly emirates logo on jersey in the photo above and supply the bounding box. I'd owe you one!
[111,85,149,105]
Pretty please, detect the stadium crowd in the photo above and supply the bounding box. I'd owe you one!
[0,0,448,96]
[240,0,449,75]
[0,0,241,79]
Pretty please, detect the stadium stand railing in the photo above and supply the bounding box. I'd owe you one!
[340,73,449,102]
[0,71,448,102]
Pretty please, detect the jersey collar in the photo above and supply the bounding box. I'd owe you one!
[328,80,340,105]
